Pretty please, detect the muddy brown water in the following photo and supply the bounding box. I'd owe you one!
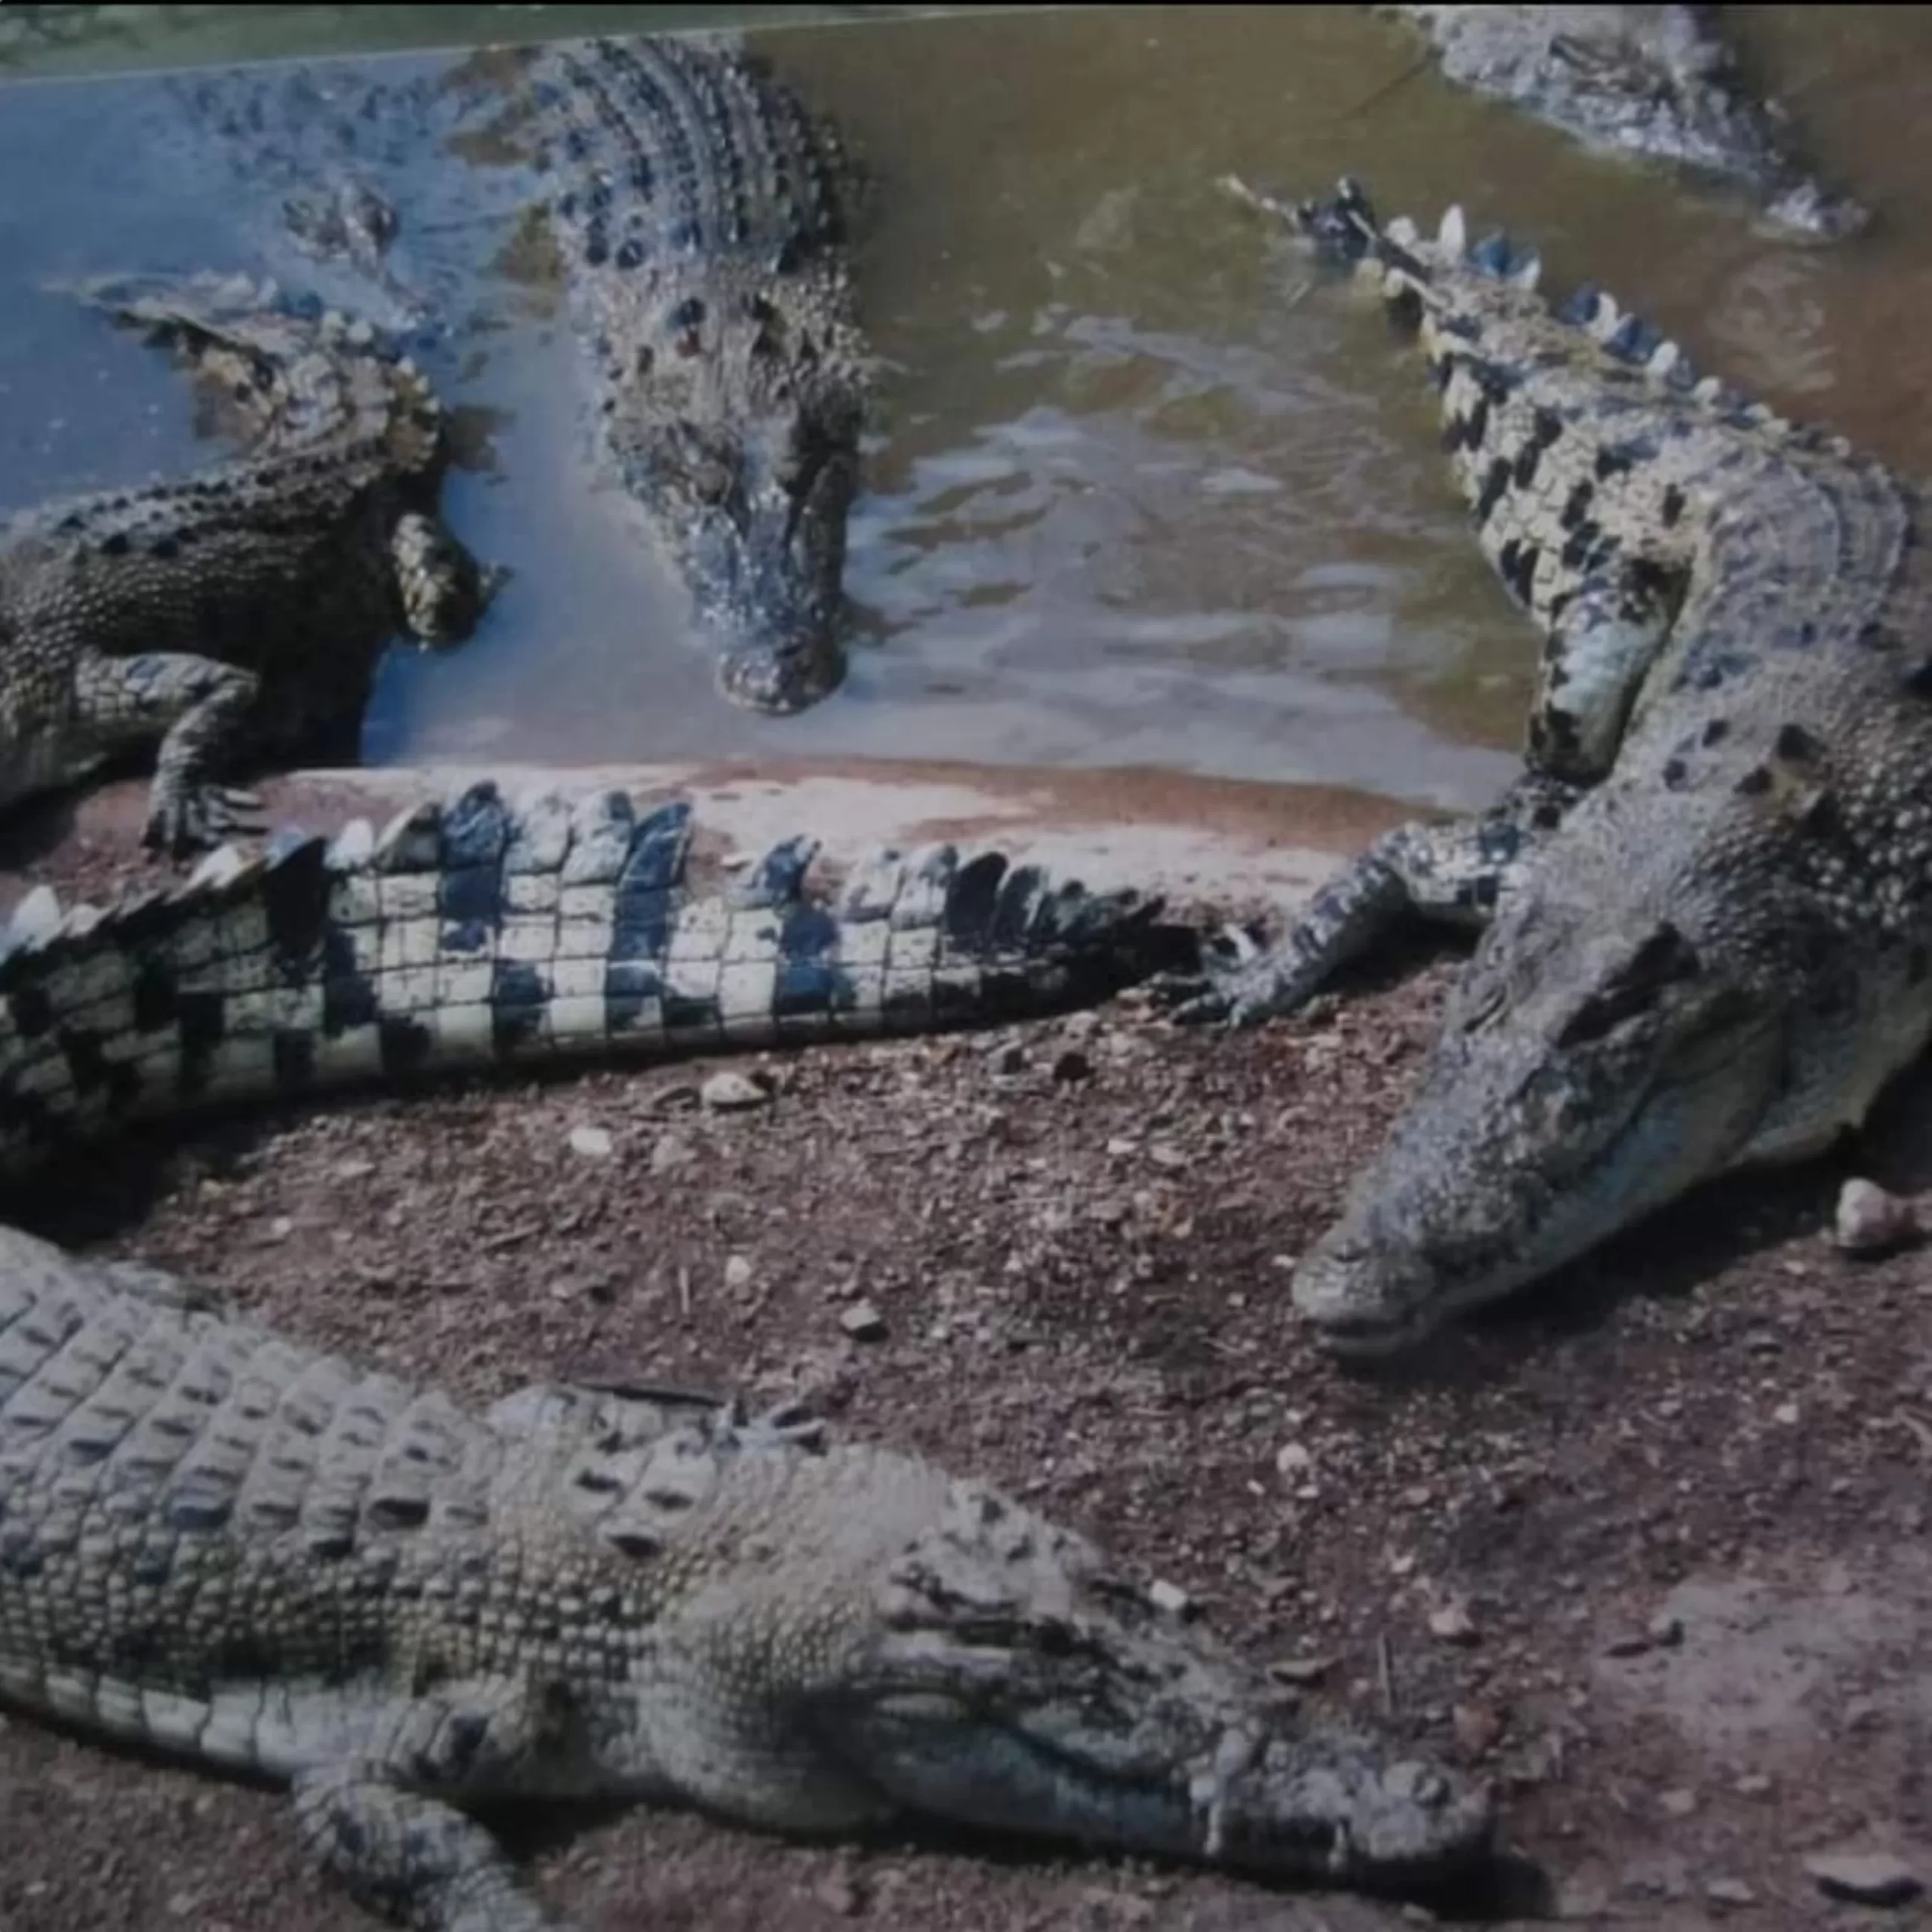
[1,5,1930,817]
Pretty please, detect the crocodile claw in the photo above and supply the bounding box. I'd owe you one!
[145,783,268,859]
[1146,926,1271,1028]
[727,1392,827,1454]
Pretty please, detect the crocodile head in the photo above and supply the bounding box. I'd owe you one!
[1294,882,1790,1356]
[602,265,866,715]
[787,1468,1497,1891]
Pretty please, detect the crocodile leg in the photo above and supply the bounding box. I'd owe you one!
[291,1680,574,1932]
[1168,773,1579,1026]
[71,646,267,855]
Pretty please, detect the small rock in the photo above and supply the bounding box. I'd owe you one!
[265,1216,293,1242]
[649,1133,696,1176]
[1148,1579,1192,1617]
[723,1254,753,1291]
[1602,1630,1654,1659]
[1428,1601,1479,1645]
[566,1124,613,1159]
[1734,1773,1773,1798]
[1275,1441,1313,1477]
[1268,1654,1337,1687]
[986,1040,1026,1076]
[1803,1851,1923,1907]
[1554,1881,1612,1921]
[701,1070,771,1112]
[1451,1700,1505,1756]
[838,1301,888,1342]
[1647,1611,1684,1647]
[1832,1177,1921,1256]
[1773,1401,1801,1426]
[1706,1878,1755,1906]
[332,1158,376,1182]
[1050,1048,1092,1084]
[1660,1787,1697,1818]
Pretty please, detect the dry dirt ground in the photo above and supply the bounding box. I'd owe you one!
[2,783,1931,1932]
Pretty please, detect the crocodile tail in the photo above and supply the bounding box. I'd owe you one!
[1227,172,1854,464]
[0,783,1201,1171]
[48,270,445,464]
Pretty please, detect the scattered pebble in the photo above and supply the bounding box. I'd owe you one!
[1648,1611,1684,1647]
[723,1254,753,1291]
[1275,1441,1313,1477]
[1832,1178,1921,1257]
[650,1133,696,1176]
[566,1124,613,1159]
[838,1301,888,1342]
[1049,1048,1092,1083]
[1660,1787,1697,1818]
[986,1041,1026,1075]
[1705,1877,1755,1906]
[1428,1601,1479,1645]
[1802,1850,1923,1907]
[1148,1579,1192,1617]
[1452,1700,1505,1756]
[701,1070,771,1112]
[1268,1654,1337,1687]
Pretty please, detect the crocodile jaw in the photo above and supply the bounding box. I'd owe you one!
[798,1475,1497,1886]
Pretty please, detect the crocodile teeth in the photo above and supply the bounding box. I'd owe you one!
[1692,375,1725,404]
[1435,205,1467,258]
[7,886,62,946]
[1647,339,1683,378]
[1586,292,1624,342]
[1469,230,1513,276]
[1507,249,1541,291]
[1386,214,1421,248]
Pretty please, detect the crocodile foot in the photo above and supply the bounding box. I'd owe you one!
[1146,925,1275,1027]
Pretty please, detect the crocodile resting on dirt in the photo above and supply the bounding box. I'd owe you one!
[0,783,1494,1927]
[0,272,488,858]
[1175,172,1932,1355]
[1380,6,1866,240]
[519,34,871,715]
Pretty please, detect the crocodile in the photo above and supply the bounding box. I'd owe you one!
[1172,173,1932,1355]
[1379,5,1867,240]
[0,782,1496,1927]
[0,272,489,857]
[518,34,870,715]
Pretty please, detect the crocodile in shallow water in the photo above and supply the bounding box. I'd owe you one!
[1380,6,1867,240]
[0,272,489,857]
[0,783,1494,1927]
[519,34,871,715]
[1174,173,1930,1355]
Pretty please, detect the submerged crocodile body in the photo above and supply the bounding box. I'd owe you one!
[1180,174,1932,1353]
[0,273,488,856]
[0,784,1495,1925]
[1381,5,1866,240]
[522,35,870,715]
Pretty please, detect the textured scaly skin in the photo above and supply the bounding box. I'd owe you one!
[1380,5,1866,239]
[525,35,869,715]
[1181,174,1932,1354]
[0,274,488,857]
[0,785,1494,1928]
